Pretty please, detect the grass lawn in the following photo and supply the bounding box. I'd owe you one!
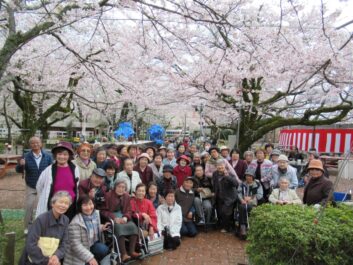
[0,209,26,264]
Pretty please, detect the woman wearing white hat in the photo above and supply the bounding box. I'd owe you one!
[271,154,298,189]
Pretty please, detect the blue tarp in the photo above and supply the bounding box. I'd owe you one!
[147,124,165,145]
[114,122,135,139]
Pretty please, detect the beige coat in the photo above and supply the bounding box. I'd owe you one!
[269,188,302,205]
[74,157,96,180]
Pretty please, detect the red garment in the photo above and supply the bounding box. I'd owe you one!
[173,165,192,188]
[101,190,132,220]
[130,198,158,232]
[133,165,153,185]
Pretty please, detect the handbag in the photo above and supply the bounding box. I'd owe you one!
[147,233,164,255]
[200,187,213,199]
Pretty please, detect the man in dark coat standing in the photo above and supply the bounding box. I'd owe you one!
[16,136,53,234]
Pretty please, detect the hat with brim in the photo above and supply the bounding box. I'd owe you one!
[159,146,167,150]
[278,154,289,162]
[138,153,151,163]
[208,146,220,154]
[184,176,195,183]
[220,146,230,152]
[92,168,106,178]
[244,169,255,178]
[177,155,191,165]
[163,165,174,173]
[52,141,74,157]
[307,159,324,172]
[270,149,281,156]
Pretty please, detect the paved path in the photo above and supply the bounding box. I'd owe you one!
[137,231,247,265]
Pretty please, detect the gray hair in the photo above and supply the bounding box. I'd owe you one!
[114,179,127,190]
[29,136,41,144]
[216,159,226,165]
[244,150,254,158]
[279,177,290,183]
[193,152,201,158]
[51,191,72,205]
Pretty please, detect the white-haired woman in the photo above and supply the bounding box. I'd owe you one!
[22,191,71,265]
[269,177,302,205]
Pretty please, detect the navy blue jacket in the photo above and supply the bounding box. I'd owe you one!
[16,150,53,189]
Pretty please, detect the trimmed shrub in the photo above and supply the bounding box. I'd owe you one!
[246,204,353,265]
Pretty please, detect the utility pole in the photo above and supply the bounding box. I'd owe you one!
[236,92,243,149]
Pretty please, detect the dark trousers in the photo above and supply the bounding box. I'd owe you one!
[217,202,234,231]
[164,235,181,250]
[180,221,197,237]
[90,241,110,261]
[238,204,253,225]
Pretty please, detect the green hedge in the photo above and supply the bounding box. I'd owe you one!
[246,204,353,265]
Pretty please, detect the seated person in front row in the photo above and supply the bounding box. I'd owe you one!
[175,177,198,237]
[64,195,110,265]
[237,170,263,237]
[193,165,213,225]
[271,155,298,189]
[22,191,71,265]
[101,179,140,262]
[130,183,158,240]
[157,190,182,250]
[78,168,107,211]
[269,177,302,205]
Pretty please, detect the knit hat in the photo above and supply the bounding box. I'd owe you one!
[277,154,289,162]
[270,149,281,156]
[307,159,324,172]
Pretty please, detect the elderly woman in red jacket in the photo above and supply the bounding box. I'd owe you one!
[130,183,158,240]
[102,179,140,262]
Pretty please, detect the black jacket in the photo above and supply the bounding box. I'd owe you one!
[212,171,238,206]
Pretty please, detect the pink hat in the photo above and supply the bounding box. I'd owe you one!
[137,153,151,163]
[177,155,191,165]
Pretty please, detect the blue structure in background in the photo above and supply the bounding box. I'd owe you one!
[147,124,165,145]
[114,122,135,139]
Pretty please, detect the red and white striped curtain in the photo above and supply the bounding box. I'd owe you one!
[279,129,353,153]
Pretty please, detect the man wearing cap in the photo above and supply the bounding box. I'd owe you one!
[156,165,178,197]
[271,155,298,189]
[269,149,281,165]
[175,177,197,237]
[16,136,53,233]
[303,159,333,206]
[205,146,241,184]
[158,146,167,159]
[237,169,263,237]
[79,168,107,210]
[163,148,177,168]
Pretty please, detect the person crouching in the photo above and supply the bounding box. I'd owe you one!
[175,177,197,237]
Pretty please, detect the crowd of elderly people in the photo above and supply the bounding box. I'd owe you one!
[17,137,333,264]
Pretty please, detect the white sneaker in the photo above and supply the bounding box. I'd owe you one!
[24,229,28,235]
[220,229,228,233]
